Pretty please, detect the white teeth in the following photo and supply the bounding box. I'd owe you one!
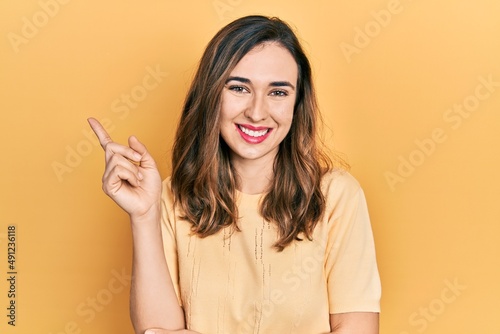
[239,125,269,137]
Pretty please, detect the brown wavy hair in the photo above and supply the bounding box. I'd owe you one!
[171,15,346,251]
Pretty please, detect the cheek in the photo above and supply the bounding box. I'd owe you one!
[219,119,235,138]
[275,103,294,126]
[219,97,230,120]
[219,102,238,134]
[220,92,247,118]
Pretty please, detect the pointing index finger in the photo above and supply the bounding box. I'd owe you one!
[87,117,113,149]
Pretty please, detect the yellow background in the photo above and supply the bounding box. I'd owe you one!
[1,0,499,333]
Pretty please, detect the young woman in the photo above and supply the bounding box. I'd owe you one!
[89,15,380,334]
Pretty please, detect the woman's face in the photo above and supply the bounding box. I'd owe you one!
[220,42,298,168]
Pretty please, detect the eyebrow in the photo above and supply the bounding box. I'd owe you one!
[225,76,296,90]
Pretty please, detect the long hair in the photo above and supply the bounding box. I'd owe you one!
[171,15,346,251]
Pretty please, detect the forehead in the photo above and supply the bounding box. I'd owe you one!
[229,42,298,83]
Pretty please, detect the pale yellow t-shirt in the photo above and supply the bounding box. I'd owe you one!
[160,170,381,333]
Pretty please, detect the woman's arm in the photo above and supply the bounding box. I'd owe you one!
[329,312,379,334]
[130,208,185,333]
[323,175,381,334]
[88,118,185,333]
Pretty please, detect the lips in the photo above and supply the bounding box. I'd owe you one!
[236,124,272,143]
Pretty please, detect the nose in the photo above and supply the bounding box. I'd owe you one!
[243,94,268,122]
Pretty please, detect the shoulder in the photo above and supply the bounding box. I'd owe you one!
[162,176,173,191]
[321,168,363,200]
[160,177,184,229]
[160,176,176,211]
[161,176,174,197]
[320,169,368,221]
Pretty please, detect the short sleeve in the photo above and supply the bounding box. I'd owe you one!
[160,178,182,305]
[324,174,381,314]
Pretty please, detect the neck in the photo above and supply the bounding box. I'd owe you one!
[231,156,275,195]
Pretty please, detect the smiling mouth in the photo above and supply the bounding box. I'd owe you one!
[238,125,270,137]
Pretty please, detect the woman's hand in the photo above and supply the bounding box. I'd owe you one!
[88,118,162,221]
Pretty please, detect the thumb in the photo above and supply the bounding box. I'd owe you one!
[128,135,157,169]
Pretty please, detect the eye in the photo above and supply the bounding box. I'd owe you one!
[269,89,288,97]
[227,85,249,94]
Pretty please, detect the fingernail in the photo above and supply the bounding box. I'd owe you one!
[138,172,144,180]
[133,152,142,160]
